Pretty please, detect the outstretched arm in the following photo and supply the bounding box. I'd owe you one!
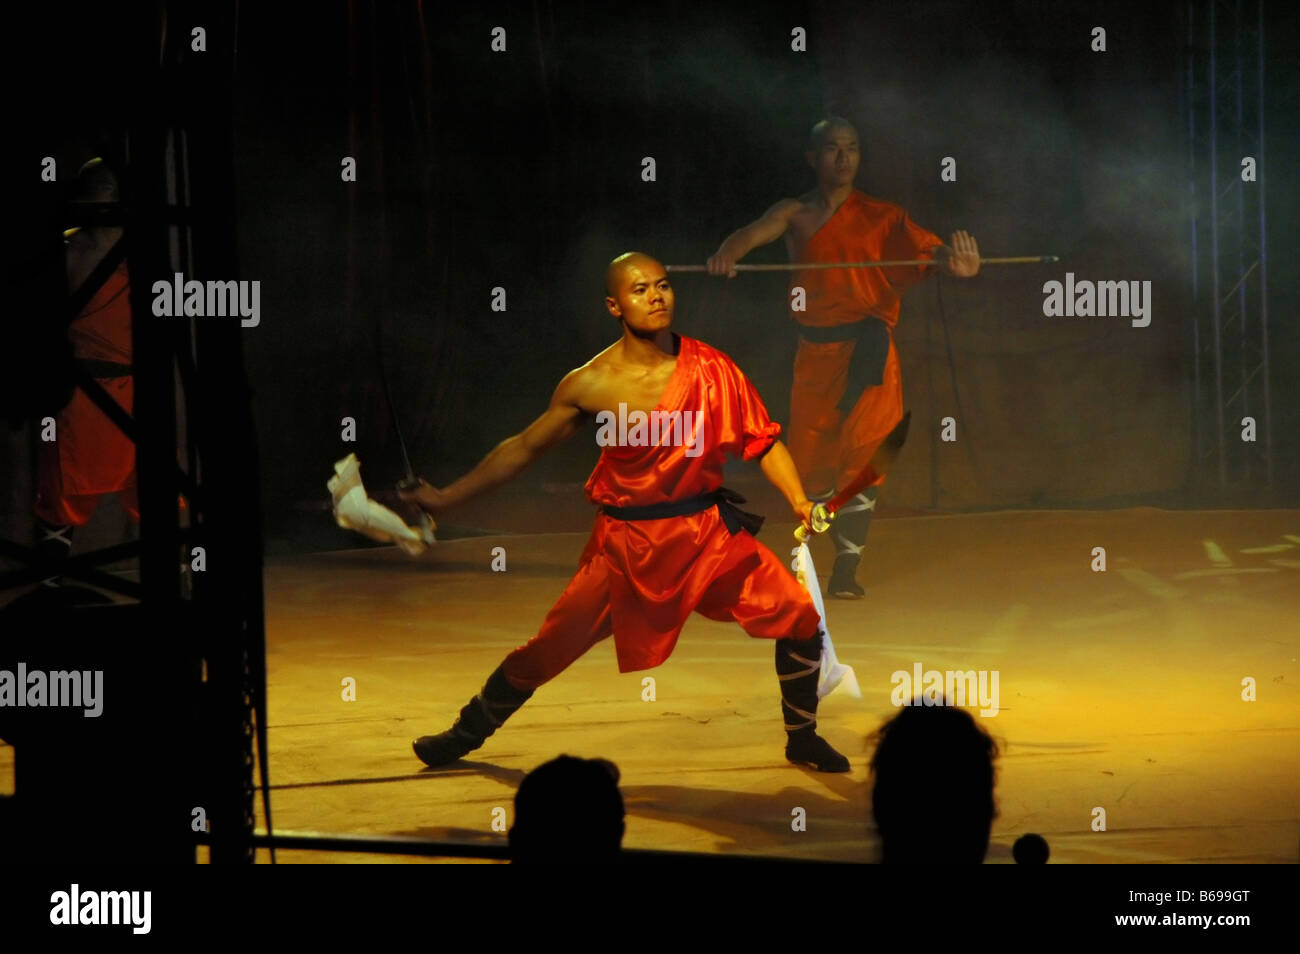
[758,440,815,533]
[399,368,587,514]
[707,199,801,277]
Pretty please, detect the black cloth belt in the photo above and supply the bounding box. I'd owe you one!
[797,318,891,414]
[599,486,764,536]
[76,358,133,379]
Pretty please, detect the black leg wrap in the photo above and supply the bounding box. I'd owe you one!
[776,630,824,732]
[413,665,535,767]
[35,521,73,588]
[828,488,877,599]
[777,630,850,772]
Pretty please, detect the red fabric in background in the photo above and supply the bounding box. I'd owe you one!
[34,261,138,526]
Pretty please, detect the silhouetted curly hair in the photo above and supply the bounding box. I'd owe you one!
[868,700,1000,863]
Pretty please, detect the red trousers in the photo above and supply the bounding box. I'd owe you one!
[788,332,902,496]
[33,369,138,526]
[501,529,821,692]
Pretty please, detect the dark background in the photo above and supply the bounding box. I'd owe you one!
[6,0,1298,552]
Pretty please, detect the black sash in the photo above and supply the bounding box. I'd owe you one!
[66,238,128,329]
[76,358,133,379]
[797,318,891,413]
[600,486,764,536]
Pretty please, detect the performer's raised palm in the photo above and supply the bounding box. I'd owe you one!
[943,229,981,277]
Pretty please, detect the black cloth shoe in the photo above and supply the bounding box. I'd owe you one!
[785,726,850,773]
[412,728,479,768]
[413,665,533,767]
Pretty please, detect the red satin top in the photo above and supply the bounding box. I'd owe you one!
[60,260,136,495]
[790,190,942,329]
[580,334,785,671]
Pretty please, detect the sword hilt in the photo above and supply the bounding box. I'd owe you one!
[794,502,834,541]
[394,474,436,542]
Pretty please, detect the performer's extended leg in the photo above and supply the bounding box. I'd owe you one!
[412,665,536,767]
[776,629,849,772]
[696,549,849,772]
[831,330,902,599]
[413,554,613,767]
[827,486,878,600]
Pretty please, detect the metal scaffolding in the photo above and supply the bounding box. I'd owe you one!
[0,2,270,864]
[1184,0,1273,498]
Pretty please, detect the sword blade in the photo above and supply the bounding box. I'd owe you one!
[374,317,416,482]
[825,410,911,515]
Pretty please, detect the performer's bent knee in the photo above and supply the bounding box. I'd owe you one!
[501,652,556,692]
[502,630,605,691]
[792,622,824,641]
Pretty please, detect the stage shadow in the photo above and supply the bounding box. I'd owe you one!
[617,781,873,857]
[391,760,875,860]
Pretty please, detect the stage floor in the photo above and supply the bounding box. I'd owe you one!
[251,508,1299,863]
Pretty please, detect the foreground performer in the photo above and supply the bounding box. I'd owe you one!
[399,251,850,772]
[35,158,139,585]
[708,117,980,598]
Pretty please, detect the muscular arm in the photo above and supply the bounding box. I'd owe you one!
[758,440,815,531]
[400,368,588,513]
[707,199,801,277]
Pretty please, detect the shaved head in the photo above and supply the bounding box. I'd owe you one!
[73,156,119,203]
[808,116,858,151]
[603,251,674,338]
[605,251,664,297]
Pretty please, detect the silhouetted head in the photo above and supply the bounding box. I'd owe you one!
[72,157,120,204]
[869,700,999,863]
[806,116,859,189]
[604,252,673,338]
[1013,832,1050,864]
[510,755,625,863]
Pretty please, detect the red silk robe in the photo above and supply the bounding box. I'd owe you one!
[35,260,138,525]
[786,191,942,494]
[502,334,821,687]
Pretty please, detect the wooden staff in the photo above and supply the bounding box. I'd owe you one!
[666,255,1058,273]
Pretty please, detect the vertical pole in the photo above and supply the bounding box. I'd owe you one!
[1234,0,1250,482]
[1208,1,1225,489]
[1186,0,1202,493]
[1256,0,1272,488]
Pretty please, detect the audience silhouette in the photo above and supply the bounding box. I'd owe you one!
[509,755,625,863]
[869,698,1000,863]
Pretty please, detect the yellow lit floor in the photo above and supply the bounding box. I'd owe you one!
[252,508,1299,863]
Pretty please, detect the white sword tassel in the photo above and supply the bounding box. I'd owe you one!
[793,540,862,700]
[328,453,436,555]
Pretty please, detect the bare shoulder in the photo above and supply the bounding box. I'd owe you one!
[785,191,829,228]
[554,348,618,408]
[764,196,806,220]
[794,189,826,211]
